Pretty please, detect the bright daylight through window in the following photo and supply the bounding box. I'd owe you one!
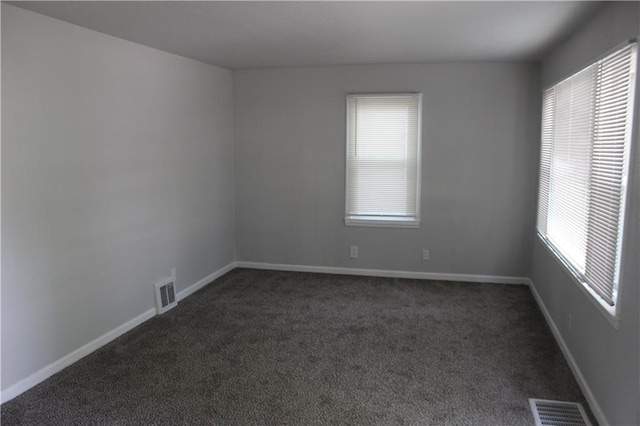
[345,93,422,228]
[536,42,637,316]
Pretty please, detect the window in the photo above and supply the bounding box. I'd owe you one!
[345,93,422,228]
[537,43,637,316]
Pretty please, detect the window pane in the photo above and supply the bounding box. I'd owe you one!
[536,43,636,311]
[346,94,421,222]
[546,65,595,272]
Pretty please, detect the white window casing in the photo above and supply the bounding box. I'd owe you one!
[345,93,422,228]
[536,42,637,320]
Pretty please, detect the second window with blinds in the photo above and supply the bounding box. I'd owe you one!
[345,93,422,228]
[537,43,636,319]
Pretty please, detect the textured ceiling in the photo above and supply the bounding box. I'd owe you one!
[9,1,601,70]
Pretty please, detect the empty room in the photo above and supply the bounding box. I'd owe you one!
[1,1,638,425]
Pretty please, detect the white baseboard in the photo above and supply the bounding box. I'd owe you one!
[176,261,237,301]
[10,260,602,425]
[528,278,608,426]
[1,262,236,404]
[0,307,156,404]
[235,261,530,285]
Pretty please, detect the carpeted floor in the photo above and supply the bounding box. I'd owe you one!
[2,268,592,425]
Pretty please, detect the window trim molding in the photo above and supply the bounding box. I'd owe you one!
[537,233,620,329]
[536,39,637,326]
[344,92,423,229]
[344,215,420,229]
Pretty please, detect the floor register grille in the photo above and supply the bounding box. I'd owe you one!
[529,399,591,426]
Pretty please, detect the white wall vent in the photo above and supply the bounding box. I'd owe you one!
[529,399,591,426]
[155,276,177,315]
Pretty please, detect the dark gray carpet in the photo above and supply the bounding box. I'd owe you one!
[2,268,592,425]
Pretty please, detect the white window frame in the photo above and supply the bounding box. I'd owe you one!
[536,41,637,325]
[344,93,422,229]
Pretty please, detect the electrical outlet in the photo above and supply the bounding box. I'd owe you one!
[422,249,430,261]
[568,314,573,332]
[171,268,176,279]
[350,246,359,259]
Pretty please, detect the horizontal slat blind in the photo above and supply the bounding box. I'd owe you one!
[546,64,596,272]
[537,42,636,309]
[584,44,636,305]
[346,94,421,218]
[536,88,554,237]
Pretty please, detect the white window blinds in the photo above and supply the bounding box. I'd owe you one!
[537,43,637,310]
[345,94,422,227]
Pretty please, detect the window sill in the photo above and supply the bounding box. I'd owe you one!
[537,233,620,330]
[344,216,420,229]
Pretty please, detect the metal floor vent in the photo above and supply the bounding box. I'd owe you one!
[155,277,177,315]
[529,399,591,426]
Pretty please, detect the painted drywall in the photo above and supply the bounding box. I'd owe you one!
[533,2,639,425]
[234,62,540,277]
[1,4,235,392]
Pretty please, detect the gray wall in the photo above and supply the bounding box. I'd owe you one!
[234,63,540,277]
[533,2,639,425]
[1,5,235,391]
